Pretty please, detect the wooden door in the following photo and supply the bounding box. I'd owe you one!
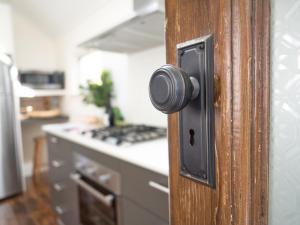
[165,1,270,225]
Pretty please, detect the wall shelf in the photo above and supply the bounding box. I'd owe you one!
[18,88,66,98]
[21,115,69,125]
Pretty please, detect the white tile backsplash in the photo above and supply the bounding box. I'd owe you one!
[123,45,167,127]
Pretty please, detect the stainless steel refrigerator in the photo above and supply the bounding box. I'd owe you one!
[0,54,23,200]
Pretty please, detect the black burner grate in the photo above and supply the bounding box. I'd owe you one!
[83,125,166,146]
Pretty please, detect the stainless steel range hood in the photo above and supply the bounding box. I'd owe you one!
[79,0,165,53]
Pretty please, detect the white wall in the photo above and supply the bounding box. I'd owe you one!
[56,0,133,121]
[62,50,129,122]
[56,0,134,95]
[124,45,167,127]
[57,0,166,127]
[11,8,60,175]
[61,46,167,127]
[12,8,59,70]
[0,2,14,54]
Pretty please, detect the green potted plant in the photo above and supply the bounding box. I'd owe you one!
[79,70,124,127]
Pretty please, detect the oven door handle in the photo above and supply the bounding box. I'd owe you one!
[70,173,114,207]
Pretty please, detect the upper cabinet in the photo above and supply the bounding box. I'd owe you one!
[79,0,165,53]
[0,3,14,55]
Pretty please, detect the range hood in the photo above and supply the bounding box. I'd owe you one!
[79,0,165,53]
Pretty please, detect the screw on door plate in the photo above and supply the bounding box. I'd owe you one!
[177,35,215,188]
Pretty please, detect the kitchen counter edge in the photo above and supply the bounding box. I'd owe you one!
[42,123,169,177]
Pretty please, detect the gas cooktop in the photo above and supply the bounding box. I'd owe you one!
[81,124,167,146]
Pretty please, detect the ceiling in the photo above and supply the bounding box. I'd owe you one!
[10,0,110,36]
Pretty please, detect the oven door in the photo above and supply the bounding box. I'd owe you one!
[70,173,117,225]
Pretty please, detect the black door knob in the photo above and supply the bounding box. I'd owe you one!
[149,64,200,114]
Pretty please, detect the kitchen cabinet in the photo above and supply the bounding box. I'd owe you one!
[46,134,79,225]
[121,162,169,222]
[47,135,73,183]
[122,198,169,225]
[73,142,120,172]
[46,134,169,225]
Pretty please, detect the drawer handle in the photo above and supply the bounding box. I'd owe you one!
[53,183,65,192]
[51,160,64,168]
[55,205,67,215]
[148,181,169,194]
[51,137,58,144]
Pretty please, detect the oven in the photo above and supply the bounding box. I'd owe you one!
[70,153,121,225]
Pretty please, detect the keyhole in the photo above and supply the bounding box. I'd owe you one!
[189,129,195,146]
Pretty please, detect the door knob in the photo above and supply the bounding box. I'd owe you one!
[149,64,200,114]
[148,35,216,188]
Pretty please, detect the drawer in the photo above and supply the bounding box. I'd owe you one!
[55,209,78,225]
[122,198,169,225]
[46,135,73,183]
[73,143,120,172]
[46,135,72,160]
[48,158,72,183]
[121,162,169,221]
[50,179,77,208]
[53,199,79,225]
[47,135,63,156]
[51,179,79,225]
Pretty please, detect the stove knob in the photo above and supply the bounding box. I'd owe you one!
[98,174,111,184]
[149,64,200,114]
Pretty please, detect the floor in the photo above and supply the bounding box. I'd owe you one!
[0,173,58,225]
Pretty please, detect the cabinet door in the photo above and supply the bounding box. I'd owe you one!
[121,162,169,221]
[46,135,79,225]
[122,198,168,225]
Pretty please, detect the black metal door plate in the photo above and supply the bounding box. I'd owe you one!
[177,35,215,187]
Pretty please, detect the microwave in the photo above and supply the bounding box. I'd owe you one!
[19,70,65,90]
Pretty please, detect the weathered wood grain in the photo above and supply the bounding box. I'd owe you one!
[166,0,270,224]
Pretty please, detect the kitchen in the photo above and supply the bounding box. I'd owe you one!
[2,0,296,225]
[0,0,169,225]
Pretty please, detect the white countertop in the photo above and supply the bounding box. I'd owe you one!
[42,123,169,176]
